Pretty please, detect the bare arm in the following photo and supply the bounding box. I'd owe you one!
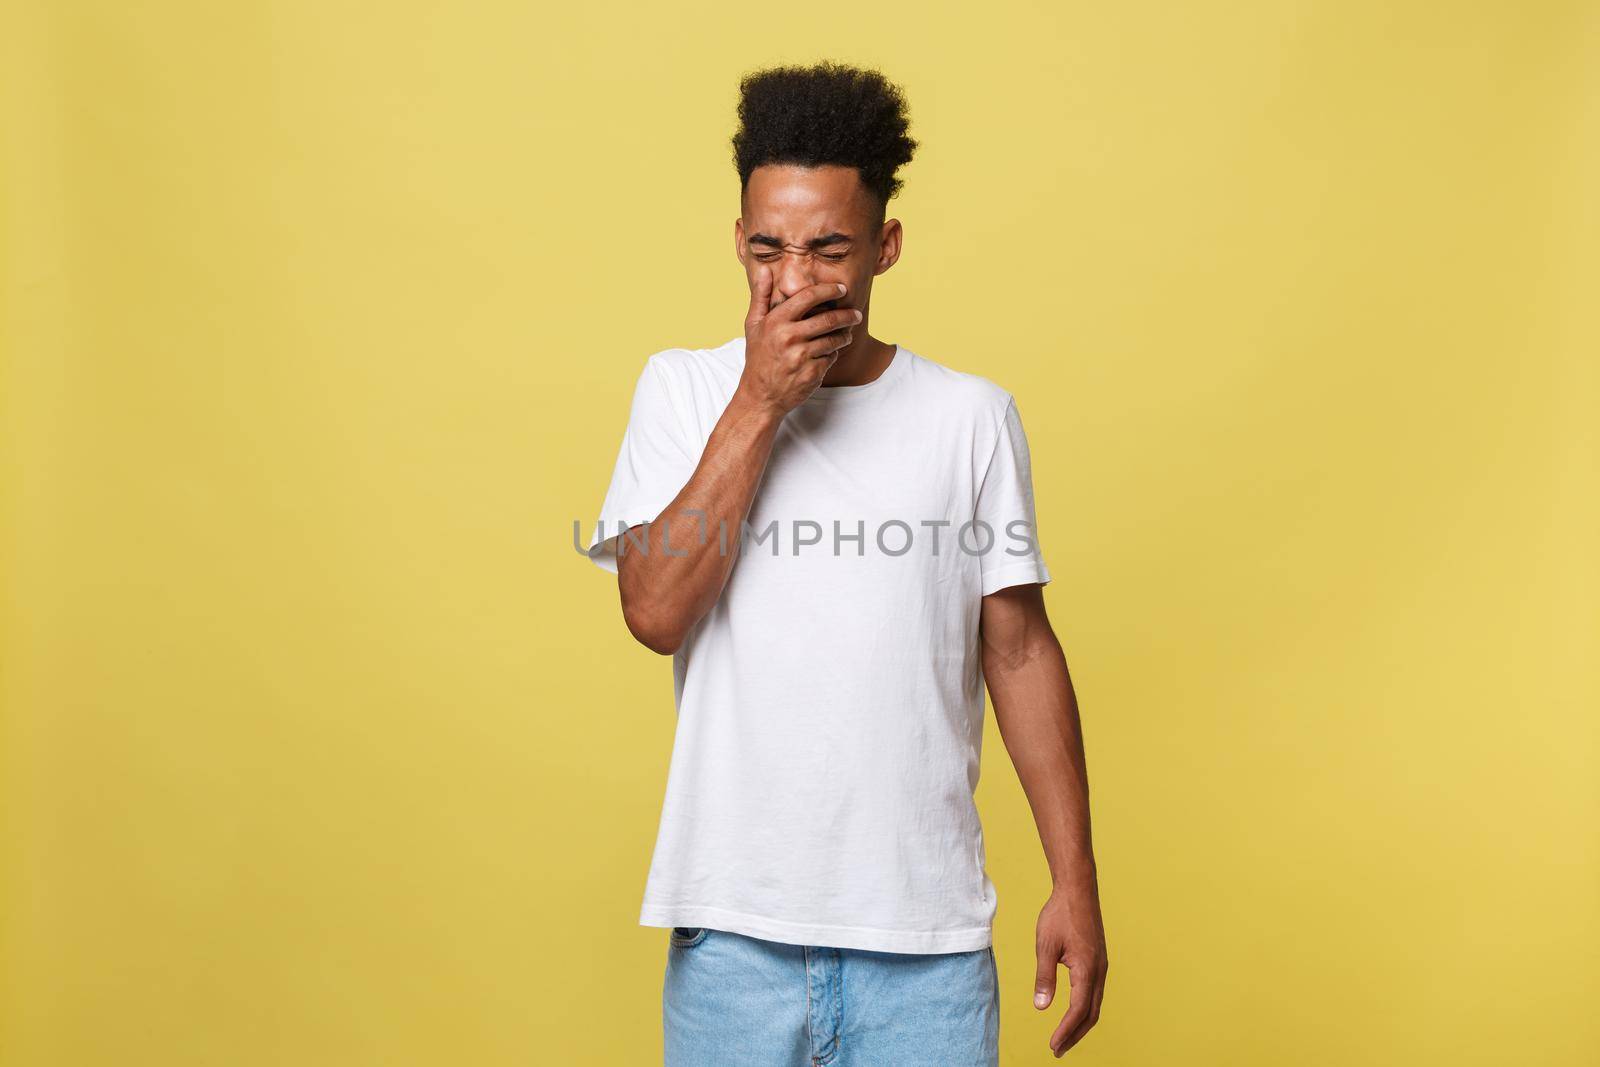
[616,267,861,654]
[980,582,1107,1058]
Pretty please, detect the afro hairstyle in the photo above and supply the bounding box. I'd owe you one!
[732,62,918,216]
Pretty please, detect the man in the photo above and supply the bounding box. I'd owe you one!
[587,62,1106,1064]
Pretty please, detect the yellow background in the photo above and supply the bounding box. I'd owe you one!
[4,1,1596,1064]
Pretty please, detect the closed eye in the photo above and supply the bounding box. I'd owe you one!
[753,250,850,261]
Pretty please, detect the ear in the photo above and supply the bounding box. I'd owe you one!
[874,218,903,276]
[734,217,747,268]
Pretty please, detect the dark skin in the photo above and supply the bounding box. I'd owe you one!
[981,583,1109,1056]
[735,163,899,388]
[614,163,1107,1057]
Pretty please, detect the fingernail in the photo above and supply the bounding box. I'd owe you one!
[836,283,847,294]
[1034,992,1049,1009]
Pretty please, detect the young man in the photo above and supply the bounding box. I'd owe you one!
[587,62,1106,1064]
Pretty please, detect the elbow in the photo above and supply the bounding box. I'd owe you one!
[631,623,683,657]
[621,597,684,656]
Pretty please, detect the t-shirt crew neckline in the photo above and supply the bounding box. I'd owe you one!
[803,344,906,403]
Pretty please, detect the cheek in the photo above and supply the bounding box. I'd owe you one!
[846,261,875,294]
[820,257,867,284]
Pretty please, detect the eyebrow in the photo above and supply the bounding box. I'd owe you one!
[747,232,853,250]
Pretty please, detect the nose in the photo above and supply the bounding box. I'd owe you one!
[774,253,818,306]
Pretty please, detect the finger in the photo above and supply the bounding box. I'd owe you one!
[799,330,852,360]
[746,263,773,328]
[1067,963,1107,1047]
[794,307,862,339]
[1074,965,1107,1048]
[1059,978,1102,1054]
[772,281,846,323]
[799,350,843,387]
[1048,969,1092,1056]
[1033,941,1060,1011]
[1054,964,1102,1056]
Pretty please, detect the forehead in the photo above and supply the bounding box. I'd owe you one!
[741,164,874,232]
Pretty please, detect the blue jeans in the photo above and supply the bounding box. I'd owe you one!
[663,926,1000,1066]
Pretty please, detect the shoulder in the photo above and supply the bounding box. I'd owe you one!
[899,347,1017,420]
[625,338,743,437]
[640,337,744,386]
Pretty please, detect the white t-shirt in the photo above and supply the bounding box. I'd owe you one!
[586,336,1051,953]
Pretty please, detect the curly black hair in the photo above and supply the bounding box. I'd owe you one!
[732,62,918,214]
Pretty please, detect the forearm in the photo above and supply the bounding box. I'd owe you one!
[984,633,1098,892]
[617,387,784,653]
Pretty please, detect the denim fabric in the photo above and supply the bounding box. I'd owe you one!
[663,926,1000,1066]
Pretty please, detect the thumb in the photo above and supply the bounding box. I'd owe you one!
[1034,944,1060,1010]
[746,263,772,330]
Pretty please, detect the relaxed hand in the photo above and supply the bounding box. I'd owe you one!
[1033,884,1108,1057]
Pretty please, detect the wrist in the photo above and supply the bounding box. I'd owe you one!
[1048,853,1100,897]
[729,381,788,426]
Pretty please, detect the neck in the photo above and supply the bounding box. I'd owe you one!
[821,332,895,388]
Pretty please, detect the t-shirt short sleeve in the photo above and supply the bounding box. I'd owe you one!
[586,355,700,573]
[973,396,1052,596]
